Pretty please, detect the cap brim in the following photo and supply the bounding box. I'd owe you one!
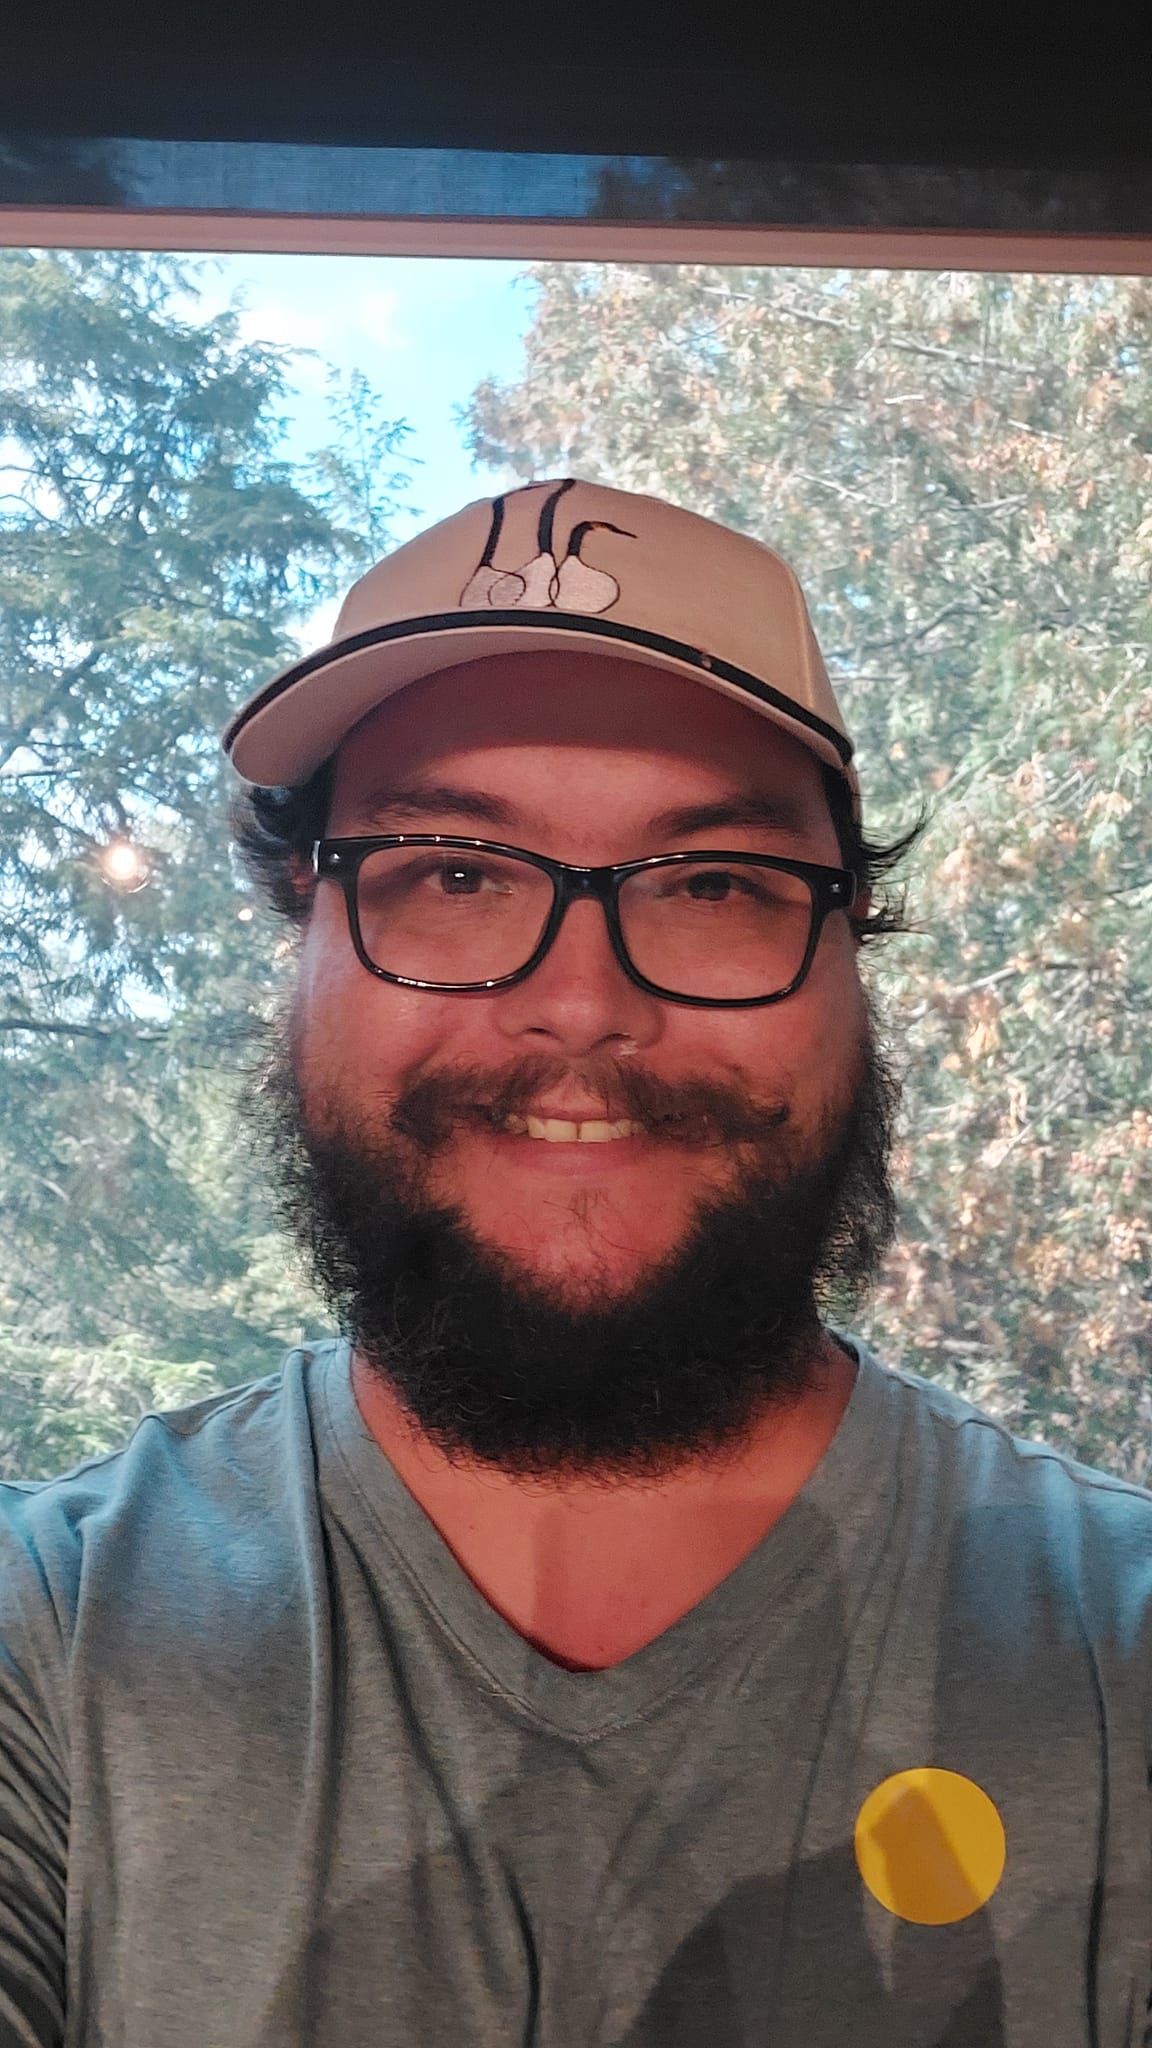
[224,608,860,819]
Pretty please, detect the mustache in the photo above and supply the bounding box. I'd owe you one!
[387,1055,790,1152]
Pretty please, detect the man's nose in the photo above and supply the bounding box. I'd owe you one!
[492,896,663,1055]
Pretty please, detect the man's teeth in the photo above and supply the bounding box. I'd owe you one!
[502,1115,646,1143]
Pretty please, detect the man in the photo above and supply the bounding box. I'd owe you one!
[1,479,1150,2048]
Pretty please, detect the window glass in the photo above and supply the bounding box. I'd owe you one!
[2,251,1148,1481]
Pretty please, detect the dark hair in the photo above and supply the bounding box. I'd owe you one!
[818,762,930,945]
[231,755,929,946]
[232,759,336,924]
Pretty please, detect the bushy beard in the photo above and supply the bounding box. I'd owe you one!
[249,987,903,1483]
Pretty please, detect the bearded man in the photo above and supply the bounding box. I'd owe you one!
[2,480,1151,2048]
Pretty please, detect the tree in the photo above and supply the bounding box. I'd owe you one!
[0,249,415,1472]
[465,264,1152,1479]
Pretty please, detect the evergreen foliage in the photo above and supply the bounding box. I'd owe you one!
[3,254,1149,1486]
[466,265,1152,1478]
[0,250,413,1468]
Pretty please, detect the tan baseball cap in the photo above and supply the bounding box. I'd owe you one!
[223,477,862,825]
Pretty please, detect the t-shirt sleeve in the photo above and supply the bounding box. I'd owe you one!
[0,1500,70,2047]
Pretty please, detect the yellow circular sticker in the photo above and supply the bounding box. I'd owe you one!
[854,1768,1006,1925]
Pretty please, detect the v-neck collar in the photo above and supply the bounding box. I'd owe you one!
[313,1331,897,1740]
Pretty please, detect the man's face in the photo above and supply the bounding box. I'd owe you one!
[290,651,871,1300]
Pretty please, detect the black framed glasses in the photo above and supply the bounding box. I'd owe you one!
[312,836,857,1009]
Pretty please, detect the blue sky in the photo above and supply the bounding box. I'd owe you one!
[188,252,536,639]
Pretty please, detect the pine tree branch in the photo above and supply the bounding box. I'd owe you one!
[0,1019,169,1041]
[698,287,1045,371]
[0,653,104,775]
[825,597,987,663]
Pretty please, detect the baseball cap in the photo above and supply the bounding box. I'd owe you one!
[223,477,862,826]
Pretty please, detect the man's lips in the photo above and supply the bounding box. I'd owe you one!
[501,1113,646,1144]
[475,1115,664,1175]
[388,1061,789,1154]
[460,1097,785,1148]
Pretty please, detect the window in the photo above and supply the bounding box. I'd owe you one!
[2,136,1149,1482]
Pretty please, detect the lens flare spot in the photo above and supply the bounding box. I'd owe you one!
[99,840,149,890]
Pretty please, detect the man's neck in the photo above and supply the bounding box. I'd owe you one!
[350,1333,858,1671]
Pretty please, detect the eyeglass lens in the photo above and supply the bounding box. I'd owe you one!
[352,847,815,999]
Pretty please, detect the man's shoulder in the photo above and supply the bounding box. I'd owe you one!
[861,1341,1152,1586]
[892,1354,1150,1488]
[0,1343,333,1646]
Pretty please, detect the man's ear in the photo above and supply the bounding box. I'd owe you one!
[852,887,872,933]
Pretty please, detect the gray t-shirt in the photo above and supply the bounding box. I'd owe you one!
[2,1332,1152,2047]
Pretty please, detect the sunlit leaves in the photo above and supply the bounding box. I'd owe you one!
[0,251,412,1436]
[467,263,1152,1478]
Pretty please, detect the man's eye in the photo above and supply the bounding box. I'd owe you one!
[673,869,770,903]
[437,863,484,893]
[424,861,518,897]
[684,870,737,901]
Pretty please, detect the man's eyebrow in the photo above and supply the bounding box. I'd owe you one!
[647,792,818,839]
[354,785,818,840]
[354,783,523,830]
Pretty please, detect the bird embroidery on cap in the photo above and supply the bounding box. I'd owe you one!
[459,479,634,614]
